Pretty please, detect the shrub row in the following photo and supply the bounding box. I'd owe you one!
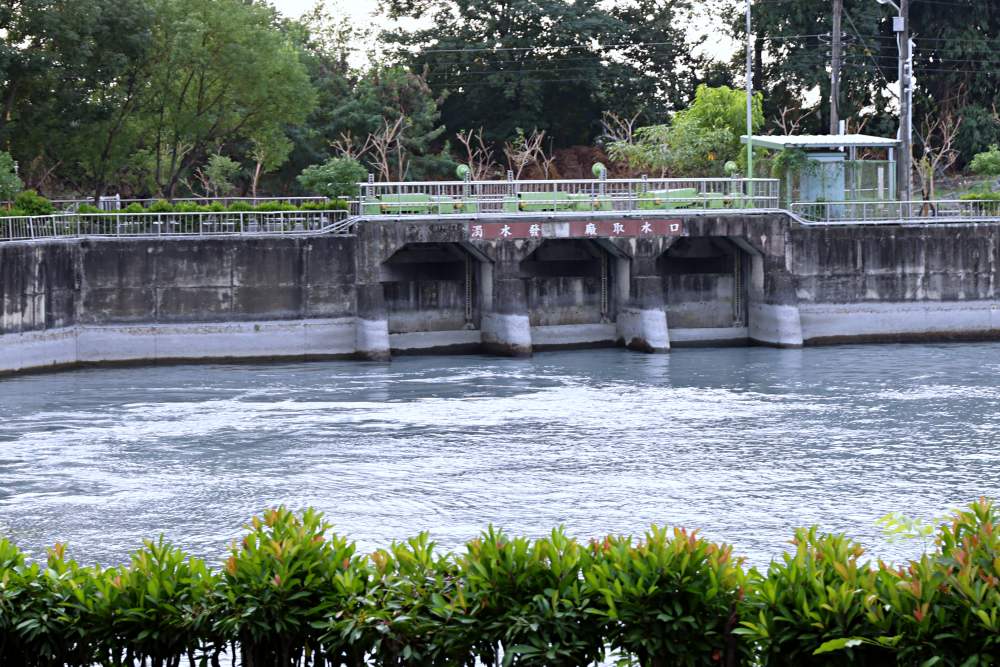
[2,500,999,667]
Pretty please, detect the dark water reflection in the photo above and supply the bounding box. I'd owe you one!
[0,344,997,567]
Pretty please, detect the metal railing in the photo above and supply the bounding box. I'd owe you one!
[0,210,353,242]
[791,199,1000,225]
[355,177,781,217]
[45,195,333,212]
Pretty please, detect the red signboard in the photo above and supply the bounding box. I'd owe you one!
[467,219,683,240]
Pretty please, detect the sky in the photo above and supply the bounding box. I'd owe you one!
[271,0,735,64]
[273,0,379,22]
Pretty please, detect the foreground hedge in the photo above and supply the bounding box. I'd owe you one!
[2,500,999,666]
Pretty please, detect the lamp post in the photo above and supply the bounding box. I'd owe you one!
[877,0,912,201]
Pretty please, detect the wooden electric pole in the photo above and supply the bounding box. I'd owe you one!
[830,0,843,134]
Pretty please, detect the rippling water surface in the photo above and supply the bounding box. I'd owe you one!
[1,344,998,566]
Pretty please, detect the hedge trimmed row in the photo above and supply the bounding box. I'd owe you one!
[2,500,999,666]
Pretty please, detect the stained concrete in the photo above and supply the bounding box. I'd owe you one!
[6,214,1000,375]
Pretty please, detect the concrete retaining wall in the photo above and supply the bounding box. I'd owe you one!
[0,237,358,374]
[791,225,1000,343]
[6,216,1000,375]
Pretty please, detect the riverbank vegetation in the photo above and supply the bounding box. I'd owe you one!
[1,499,998,666]
[4,0,1000,202]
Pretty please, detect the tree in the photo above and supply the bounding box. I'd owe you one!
[144,0,316,197]
[455,128,500,180]
[194,154,242,198]
[608,85,763,177]
[249,129,294,198]
[0,152,23,202]
[297,157,367,198]
[0,0,154,196]
[970,145,1000,178]
[379,0,706,147]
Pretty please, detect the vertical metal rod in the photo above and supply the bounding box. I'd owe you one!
[600,252,609,321]
[745,0,754,193]
[464,255,473,326]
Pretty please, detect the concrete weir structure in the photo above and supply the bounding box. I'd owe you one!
[3,210,1000,375]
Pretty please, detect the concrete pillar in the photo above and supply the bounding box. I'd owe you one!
[615,239,670,353]
[480,257,532,357]
[355,283,391,361]
[618,274,670,353]
[747,254,804,348]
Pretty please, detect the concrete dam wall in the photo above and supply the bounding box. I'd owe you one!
[2,213,1000,375]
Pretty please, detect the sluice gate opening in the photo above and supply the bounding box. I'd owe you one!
[379,242,484,353]
[659,237,751,346]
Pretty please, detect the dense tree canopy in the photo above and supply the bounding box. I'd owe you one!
[729,0,1000,167]
[2,0,999,197]
[378,0,709,147]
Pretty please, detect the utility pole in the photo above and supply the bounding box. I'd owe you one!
[746,0,753,188]
[830,0,843,134]
[898,0,912,201]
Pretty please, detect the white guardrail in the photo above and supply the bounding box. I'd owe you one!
[0,210,353,242]
[356,177,782,215]
[791,199,1000,225]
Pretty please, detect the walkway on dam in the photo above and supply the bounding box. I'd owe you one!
[5,176,1000,245]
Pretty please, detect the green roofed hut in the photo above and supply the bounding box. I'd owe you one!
[741,134,900,206]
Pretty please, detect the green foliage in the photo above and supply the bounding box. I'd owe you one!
[970,145,1000,177]
[76,204,102,214]
[253,201,297,212]
[382,0,708,146]
[297,157,366,198]
[147,199,175,213]
[122,203,146,213]
[736,528,891,665]
[218,507,357,665]
[300,199,350,211]
[609,85,763,177]
[586,526,746,666]
[0,152,23,201]
[200,154,242,197]
[770,149,811,181]
[5,503,1000,665]
[13,190,54,216]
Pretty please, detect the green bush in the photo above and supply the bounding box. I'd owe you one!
[959,191,1000,216]
[13,190,54,216]
[76,204,102,214]
[588,526,747,666]
[174,202,209,213]
[300,198,349,211]
[147,199,175,213]
[970,145,1000,177]
[226,201,253,212]
[122,202,145,213]
[0,151,23,201]
[253,201,296,212]
[5,502,1000,666]
[297,157,366,198]
[736,528,890,665]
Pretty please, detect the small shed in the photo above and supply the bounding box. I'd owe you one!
[741,134,900,204]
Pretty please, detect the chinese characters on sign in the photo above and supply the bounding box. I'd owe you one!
[468,219,684,240]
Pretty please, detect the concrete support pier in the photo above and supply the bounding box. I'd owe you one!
[355,283,391,361]
[748,270,804,348]
[481,246,532,357]
[617,241,670,353]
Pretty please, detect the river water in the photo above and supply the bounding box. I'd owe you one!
[0,344,998,568]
